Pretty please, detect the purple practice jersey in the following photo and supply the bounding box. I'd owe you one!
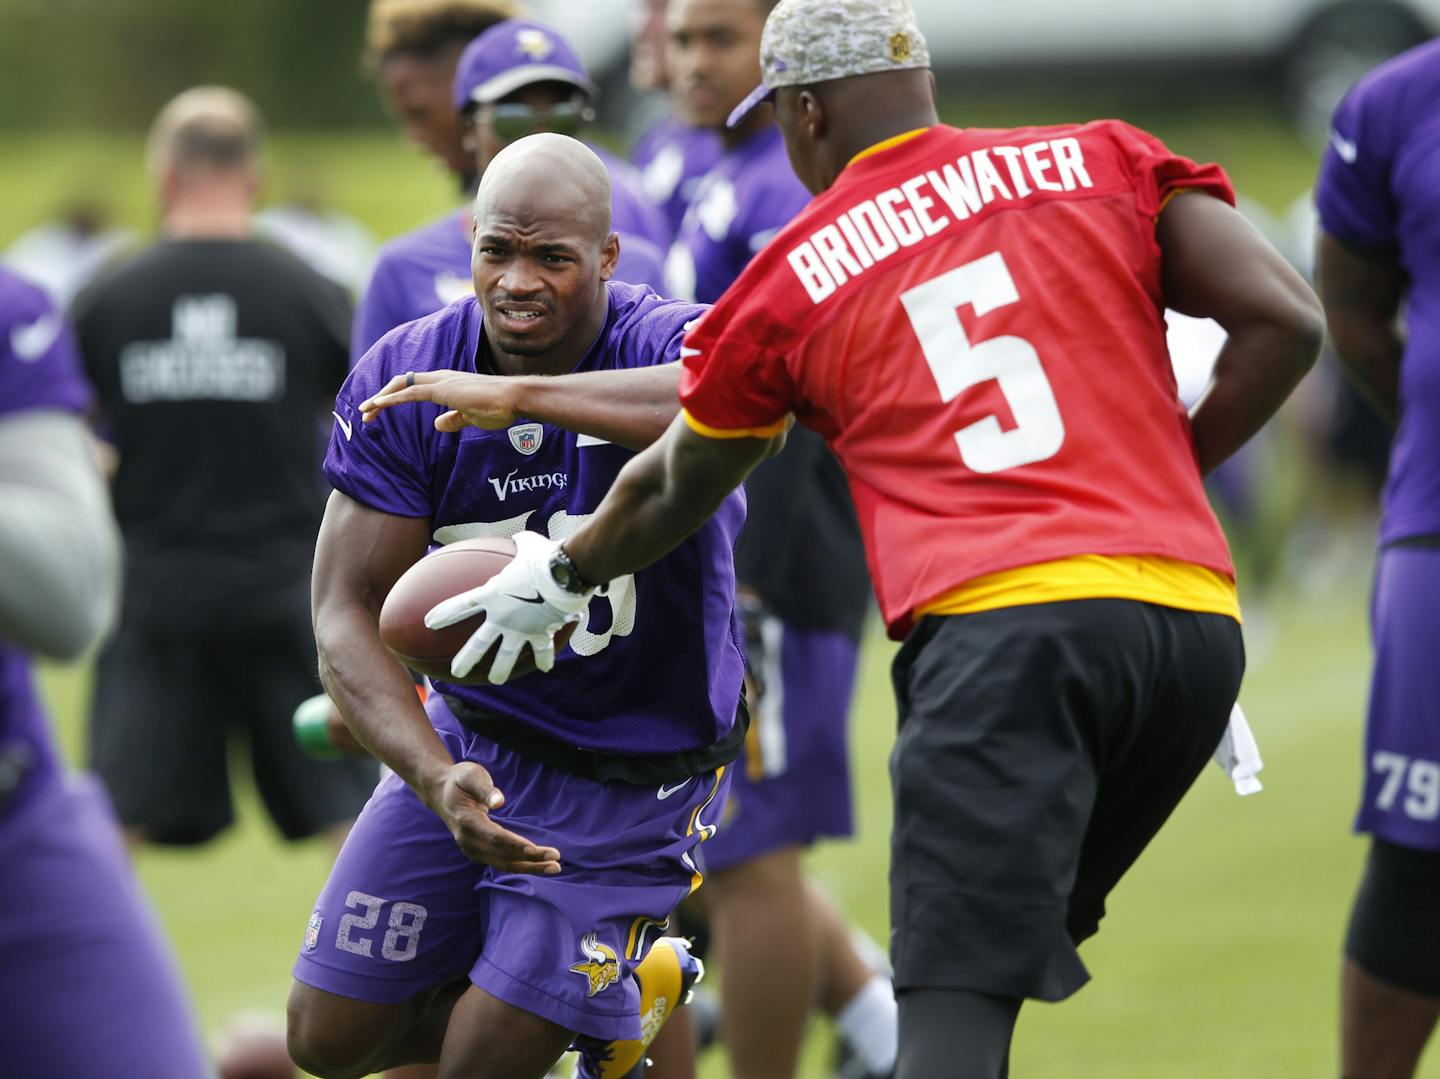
[350,210,476,368]
[631,115,723,241]
[0,268,91,810]
[1316,39,1440,545]
[352,153,671,366]
[327,281,745,755]
[663,124,811,305]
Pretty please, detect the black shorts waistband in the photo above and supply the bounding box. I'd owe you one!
[440,695,749,786]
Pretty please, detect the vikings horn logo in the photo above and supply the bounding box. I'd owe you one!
[516,28,554,61]
[569,932,620,997]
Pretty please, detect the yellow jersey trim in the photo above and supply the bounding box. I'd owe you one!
[681,408,788,441]
[918,554,1241,622]
[1155,186,1204,220]
[847,127,933,167]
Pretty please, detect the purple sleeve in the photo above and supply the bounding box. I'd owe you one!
[324,328,438,517]
[0,271,91,420]
[743,177,811,258]
[350,257,410,369]
[609,287,708,370]
[614,234,668,292]
[605,155,673,251]
[1315,77,1397,250]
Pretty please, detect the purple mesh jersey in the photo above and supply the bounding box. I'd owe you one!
[352,154,671,366]
[631,115,723,241]
[663,124,811,304]
[326,281,745,754]
[1316,39,1440,545]
[351,211,476,368]
[0,268,91,811]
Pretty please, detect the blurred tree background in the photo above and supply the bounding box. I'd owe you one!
[0,0,384,131]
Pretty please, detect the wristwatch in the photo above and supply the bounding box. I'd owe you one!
[548,546,594,594]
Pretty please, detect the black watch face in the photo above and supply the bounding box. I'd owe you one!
[550,555,582,593]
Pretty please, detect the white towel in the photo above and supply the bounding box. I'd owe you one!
[1212,702,1263,796]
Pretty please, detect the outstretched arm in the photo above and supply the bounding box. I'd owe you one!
[563,415,778,584]
[1315,232,1405,423]
[1160,192,1325,474]
[360,365,684,451]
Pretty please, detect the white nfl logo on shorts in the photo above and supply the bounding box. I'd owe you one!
[508,423,544,456]
[304,910,323,953]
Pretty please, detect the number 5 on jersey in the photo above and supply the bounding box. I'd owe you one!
[900,250,1065,474]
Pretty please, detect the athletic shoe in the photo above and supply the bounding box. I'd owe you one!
[574,937,705,1078]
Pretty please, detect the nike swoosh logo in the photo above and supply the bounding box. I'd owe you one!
[10,312,61,362]
[1330,130,1358,164]
[657,779,692,800]
[679,345,702,359]
[576,433,610,447]
[505,592,546,604]
[332,411,353,441]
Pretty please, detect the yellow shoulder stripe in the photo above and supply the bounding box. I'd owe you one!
[847,126,933,168]
[681,409,788,440]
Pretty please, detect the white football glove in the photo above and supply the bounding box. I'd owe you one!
[424,531,596,685]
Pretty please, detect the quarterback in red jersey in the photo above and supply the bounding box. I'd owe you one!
[420,0,1323,1074]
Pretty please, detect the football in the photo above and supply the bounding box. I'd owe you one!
[379,536,576,685]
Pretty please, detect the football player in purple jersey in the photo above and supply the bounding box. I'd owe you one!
[1315,39,1440,1079]
[628,0,723,241]
[0,266,208,1079]
[286,135,741,1079]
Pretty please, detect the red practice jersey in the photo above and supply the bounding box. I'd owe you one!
[678,122,1237,636]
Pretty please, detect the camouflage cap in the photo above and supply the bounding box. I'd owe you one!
[727,0,930,128]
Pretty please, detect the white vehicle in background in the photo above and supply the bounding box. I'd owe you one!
[551,0,1438,141]
[909,0,1439,139]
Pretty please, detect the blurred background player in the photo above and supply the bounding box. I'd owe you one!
[0,264,209,1079]
[366,0,516,190]
[455,20,669,282]
[628,0,722,241]
[1314,38,1440,1079]
[253,169,379,297]
[354,10,670,365]
[5,198,136,309]
[655,2,898,1077]
[352,0,518,367]
[287,135,733,1079]
[71,87,375,850]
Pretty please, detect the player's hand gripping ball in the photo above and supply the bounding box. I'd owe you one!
[379,534,589,685]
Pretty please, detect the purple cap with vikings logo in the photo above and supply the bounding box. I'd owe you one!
[452,18,598,113]
[727,0,931,128]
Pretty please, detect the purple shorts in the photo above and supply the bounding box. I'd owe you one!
[1,772,207,1078]
[293,694,730,1041]
[1355,544,1440,850]
[702,620,858,873]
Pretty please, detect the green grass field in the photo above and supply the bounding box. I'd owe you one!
[11,95,1423,1076]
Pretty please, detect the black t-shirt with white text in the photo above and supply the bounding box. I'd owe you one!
[73,239,352,629]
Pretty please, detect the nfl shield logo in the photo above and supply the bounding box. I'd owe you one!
[304,911,323,954]
[509,423,544,456]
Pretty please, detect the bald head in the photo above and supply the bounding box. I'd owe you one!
[475,133,612,244]
[469,133,620,369]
